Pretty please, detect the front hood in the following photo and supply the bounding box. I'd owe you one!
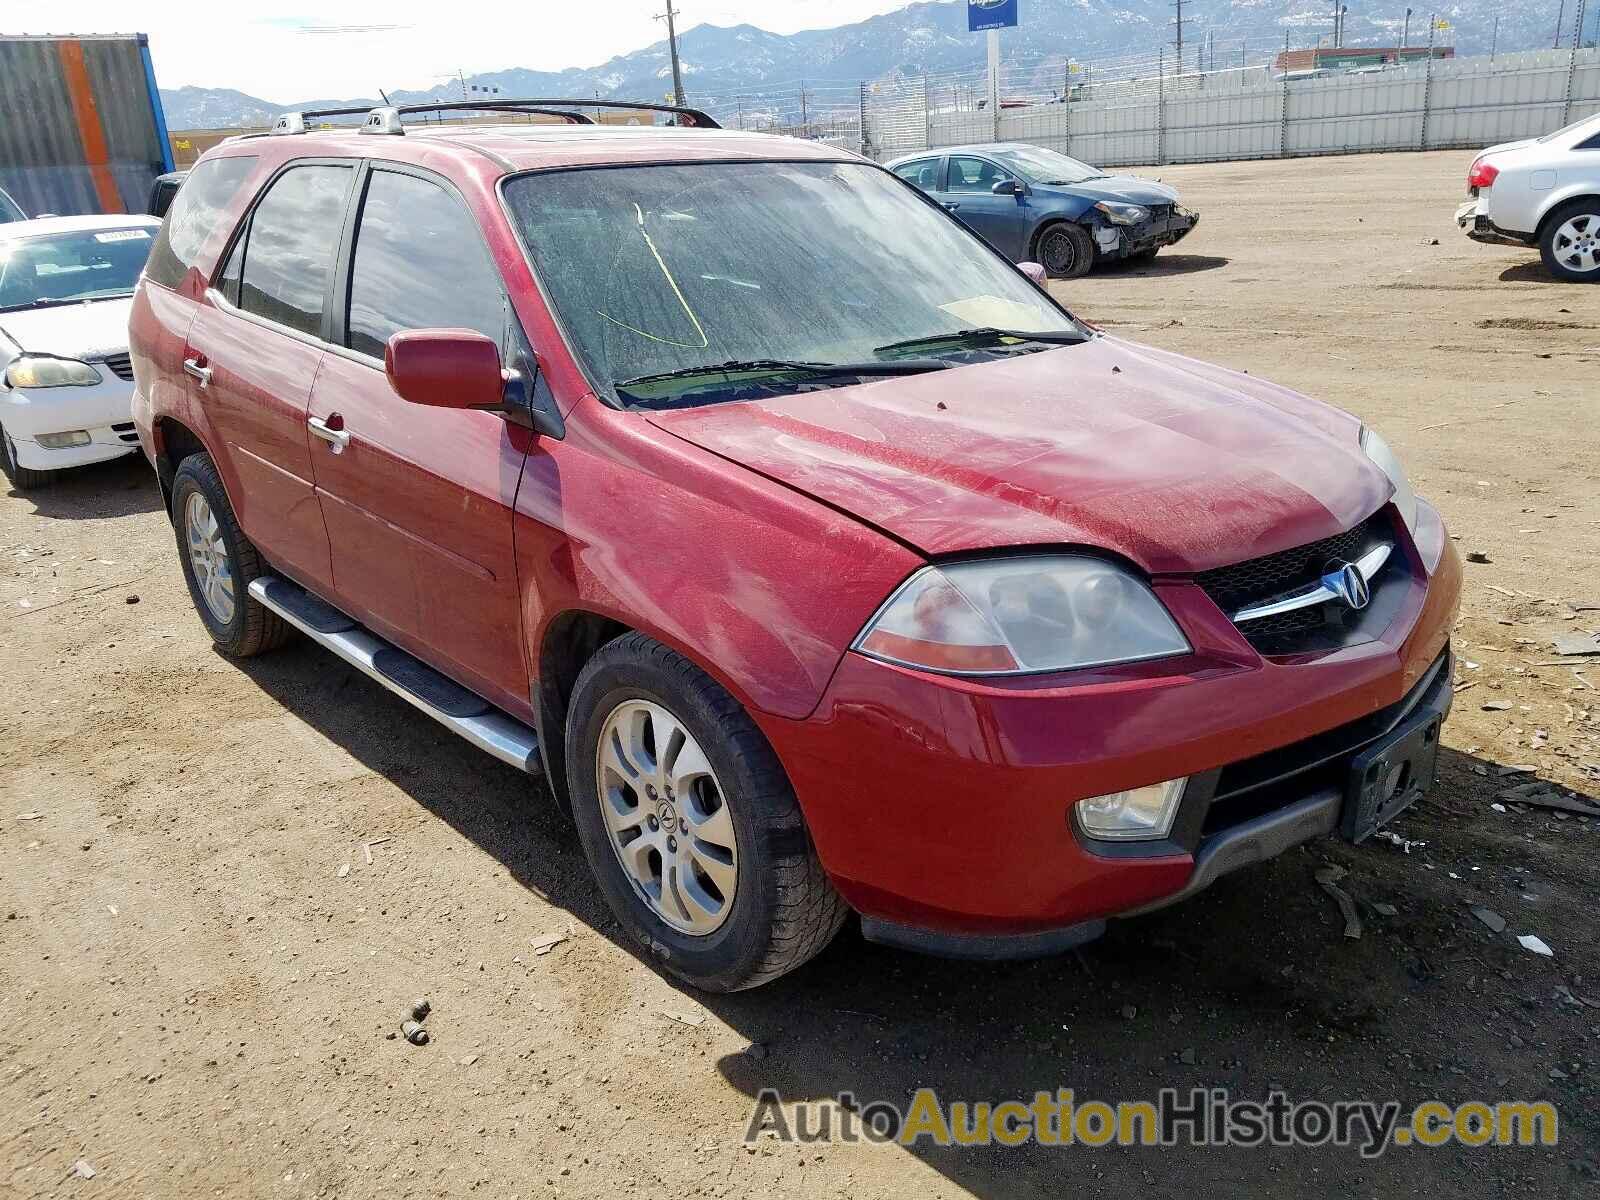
[0,296,135,360]
[648,337,1389,575]
[1047,176,1181,207]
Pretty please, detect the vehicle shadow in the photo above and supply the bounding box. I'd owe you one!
[1497,261,1559,285]
[1098,253,1230,278]
[4,453,162,519]
[229,647,1600,1194]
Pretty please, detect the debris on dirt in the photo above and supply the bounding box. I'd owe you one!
[1491,802,1507,813]
[410,998,431,1022]
[335,862,350,879]
[1570,599,1600,612]
[1496,764,1537,776]
[1498,781,1600,816]
[1372,829,1426,853]
[530,933,568,956]
[1372,902,1399,917]
[1481,700,1513,711]
[1314,864,1362,939]
[1470,905,1507,933]
[17,811,42,821]
[362,837,390,865]
[458,1053,479,1066]
[660,1009,707,1029]
[1120,1005,1138,1020]
[1453,680,1477,694]
[401,1020,429,1045]
[71,1159,96,1179]
[1552,632,1600,656]
[1517,934,1554,958]
[1179,1047,1197,1065]
[1466,551,1492,564]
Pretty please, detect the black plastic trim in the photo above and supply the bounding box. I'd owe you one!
[860,915,1106,961]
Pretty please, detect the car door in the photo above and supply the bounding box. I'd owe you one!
[306,162,533,717]
[891,157,941,195]
[186,161,355,591]
[937,155,1026,259]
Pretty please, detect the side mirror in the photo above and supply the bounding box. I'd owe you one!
[991,179,1022,196]
[1017,261,1047,286]
[385,329,504,410]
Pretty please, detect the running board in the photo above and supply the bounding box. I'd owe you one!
[247,576,541,774]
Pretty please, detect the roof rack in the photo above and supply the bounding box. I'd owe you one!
[268,97,721,136]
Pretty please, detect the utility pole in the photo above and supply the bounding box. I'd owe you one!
[798,80,808,137]
[1172,0,1190,70]
[1555,0,1566,49]
[1490,13,1499,59]
[1402,7,1412,48]
[655,2,686,107]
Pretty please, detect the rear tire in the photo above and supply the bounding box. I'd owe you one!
[1539,199,1600,282]
[1035,221,1095,279]
[170,454,293,657]
[566,632,846,992]
[1,423,55,491]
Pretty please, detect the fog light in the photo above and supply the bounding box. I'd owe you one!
[36,430,92,449]
[1075,778,1187,841]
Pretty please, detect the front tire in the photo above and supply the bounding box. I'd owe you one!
[1,423,55,491]
[170,454,292,657]
[566,632,846,992]
[1035,221,1095,279]
[1539,199,1600,282]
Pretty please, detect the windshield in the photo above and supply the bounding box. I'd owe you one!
[0,226,154,312]
[988,146,1106,185]
[502,161,1083,407]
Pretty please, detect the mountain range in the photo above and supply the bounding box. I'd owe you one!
[160,0,1573,129]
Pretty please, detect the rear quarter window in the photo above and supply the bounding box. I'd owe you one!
[143,156,257,290]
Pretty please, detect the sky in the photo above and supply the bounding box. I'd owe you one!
[12,1,931,102]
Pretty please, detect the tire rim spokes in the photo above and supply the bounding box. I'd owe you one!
[1041,230,1076,275]
[1554,215,1600,273]
[184,491,235,625]
[596,699,737,936]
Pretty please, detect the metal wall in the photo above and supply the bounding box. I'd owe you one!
[865,48,1600,167]
[0,34,174,218]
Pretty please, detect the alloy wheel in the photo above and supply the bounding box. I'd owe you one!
[595,698,739,936]
[184,491,236,625]
[1553,214,1600,274]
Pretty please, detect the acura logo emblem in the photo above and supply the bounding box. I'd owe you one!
[1323,561,1371,610]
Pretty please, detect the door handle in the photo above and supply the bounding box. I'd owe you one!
[307,414,350,454]
[183,357,212,387]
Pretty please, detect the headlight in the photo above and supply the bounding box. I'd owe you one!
[4,356,103,389]
[1076,778,1187,841]
[853,556,1189,676]
[1094,201,1149,226]
[1360,426,1418,534]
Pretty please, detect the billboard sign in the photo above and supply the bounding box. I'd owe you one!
[968,0,1019,33]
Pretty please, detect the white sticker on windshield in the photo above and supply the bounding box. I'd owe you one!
[93,229,152,243]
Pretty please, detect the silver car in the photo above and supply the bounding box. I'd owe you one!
[1456,111,1600,282]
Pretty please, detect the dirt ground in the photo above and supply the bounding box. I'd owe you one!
[3,149,1598,1198]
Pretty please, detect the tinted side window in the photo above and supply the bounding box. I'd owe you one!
[893,160,939,191]
[238,165,353,338]
[1580,132,1600,150]
[144,156,256,289]
[345,170,506,359]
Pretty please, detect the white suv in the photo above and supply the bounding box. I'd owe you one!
[1457,111,1600,282]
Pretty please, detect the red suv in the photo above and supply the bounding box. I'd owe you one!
[130,101,1461,991]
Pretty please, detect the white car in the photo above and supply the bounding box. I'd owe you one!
[1456,111,1600,282]
[1,215,160,489]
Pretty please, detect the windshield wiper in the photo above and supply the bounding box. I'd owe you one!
[873,327,1088,356]
[0,293,132,314]
[616,357,952,390]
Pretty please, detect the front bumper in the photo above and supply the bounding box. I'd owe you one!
[2,376,140,471]
[1455,199,1534,247]
[1098,206,1199,259]
[760,500,1461,956]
